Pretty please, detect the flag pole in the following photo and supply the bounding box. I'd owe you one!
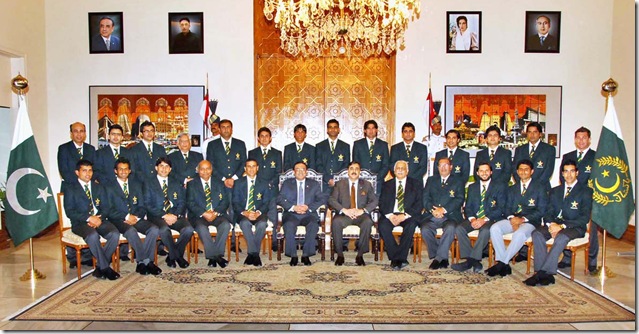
[19,238,46,281]
[428,72,432,137]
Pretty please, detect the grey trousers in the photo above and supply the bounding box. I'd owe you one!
[72,221,119,270]
[192,216,231,259]
[150,216,194,261]
[332,214,372,256]
[455,219,494,261]
[421,217,457,261]
[238,214,268,254]
[111,219,159,264]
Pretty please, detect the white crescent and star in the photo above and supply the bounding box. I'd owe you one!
[6,167,51,216]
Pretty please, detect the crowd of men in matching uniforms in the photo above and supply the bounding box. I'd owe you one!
[57,116,597,286]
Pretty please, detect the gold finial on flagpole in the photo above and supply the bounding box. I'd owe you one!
[11,73,29,95]
[601,77,618,96]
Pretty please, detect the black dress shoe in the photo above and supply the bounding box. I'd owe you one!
[81,260,93,266]
[254,256,263,267]
[290,256,299,266]
[499,264,512,277]
[429,259,440,270]
[514,254,527,263]
[147,262,163,275]
[390,260,400,270]
[342,246,349,252]
[92,268,106,279]
[120,255,131,262]
[471,260,483,273]
[538,272,556,286]
[400,260,410,269]
[524,273,540,286]
[355,255,365,266]
[244,254,255,265]
[166,258,177,268]
[588,265,598,273]
[69,262,77,269]
[335,255,345,266]
[157,248,169,256]
[176,257,190,269]
[197,249,203,254]
[451,260,472,272]
[438,259,449,269]
[301,256,311,266]
[136,263,149,275]
[557,262,570,269]
[104,267,120,280]
[216,256,228,268]
[486,261,505,277]
[207,259,217,267]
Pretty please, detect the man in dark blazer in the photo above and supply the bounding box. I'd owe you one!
[452,162,507,273]
[105,157,162,276]
[421,157,465,270]
[90,16,122,52]
[390,122,428,185]
[233,159,272,266]
[512,122,555,192]
[352,120,390,195]
[433,129,470,183]
[168,133,204,185]
[328,161,378,266]
[128,121,167,184]
[378,160,422,270]
[145,157,194,269]
[474,126,512,186]
[526,15,558,51]
[488,159,548,277]
[524,160,593,286]
[276,161,327,266]
[58,122,96,192]
[94,124,129,185]
[186,160,231,268]
[283,124,316,171]
[316,119,351,194]
[63,160,120,280]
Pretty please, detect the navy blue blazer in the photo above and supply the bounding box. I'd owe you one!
[63,180,110,228]
[379,177,423,218]
[248,146,283,190]
[505,179,548,227]
[129,141,167,184]
[57,141,96,186]
[144,176,186,219]
[168,150,203,183]
[513,141,555,191]
[232,177,272,222]
[464,180,507,222]
[433,148,470,182]
[543,182,593,236]
[422,175,465,222]
[474,146,512,186]
[276,178,327,216]
[105,179,147,223]
[389,141,428,181]
[560,149,596,185]
[283,142,316,171]
[315,139,350,187]
[206,137,247,182]
[94,145,129,185]
[186,177,230,223]
[352,138,390,182]
[91,34,122,52]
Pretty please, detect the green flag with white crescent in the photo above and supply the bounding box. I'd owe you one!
[591,96,635,239]
[4,95,58,246]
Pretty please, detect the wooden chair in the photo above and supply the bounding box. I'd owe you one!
[379,225,420,263]
[487,233,533,273]
[527,223,591,280]
[326,168,380,261]
[234,220,274,261]
[191,225,232,264]
[275,168,326,261]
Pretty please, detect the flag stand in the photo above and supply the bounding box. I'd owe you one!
[591,230,615,279]
[19,238,46,281]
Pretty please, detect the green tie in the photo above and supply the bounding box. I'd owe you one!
[489,149,494,161]
[84,184,94,215]
[577,151,583,163]
[204,182,212,211]
[297,145,302,153]
[521,183,527,196]
[397,181,404,213]
[114,148,119,159]
[184,153,188,164]
[162,180,171,212]
[477,184,486,219]
[529,145,536,159]
[123,182,128,198]
[225,142,230,155]
[565,186,572,199]
[77,147,83,159]
[247,180,255,211]
[369,141,374,157]
[449,150,454,160]
[330,141,335,154]
[406,144,411,158]
[263,149,267,160]
[147,144,153,158]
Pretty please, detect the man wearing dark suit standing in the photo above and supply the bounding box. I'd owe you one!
[352,120,390,195]
[328,161,378,266]
[378,160,422,270]
[90,16,122,52]
[105,157,162,276]
[94,124,128,185]
[233,159,272,266]
[474,126,512,186]
[168,133,203,186]
[316,119,351,195]
[390,122,428,185]
[58,122,96,192]
[513,122,555,192]
[64,160,120,280]
[145,157,194,269]
[452,162,507,273]
[433,129,470,183]
[283,124,316,171]
[558,127,598,272]
[276,161,327,266]
[129,121,167,184]
[487,159,548,277]
[186,160,231,268]
[524,160,593,286]
[421,157,465,270]
[526,15,558,51]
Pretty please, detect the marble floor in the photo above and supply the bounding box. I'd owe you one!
[0,230,634,331]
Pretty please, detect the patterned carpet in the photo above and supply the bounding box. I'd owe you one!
[13,260,635,324]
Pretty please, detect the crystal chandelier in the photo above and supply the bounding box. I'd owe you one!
[263,0,421,58]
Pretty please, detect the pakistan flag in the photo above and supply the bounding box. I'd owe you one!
[4,96,57,247]
[591,96,635,239]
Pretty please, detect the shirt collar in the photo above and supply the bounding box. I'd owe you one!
[109,144,121,151]
[260,144,272,150]
[142,139,154,146]
[74,142,83,149]
[565,180,578,188]
[78,179,90,188]
[157,175,168,184]
[116,178,128,188]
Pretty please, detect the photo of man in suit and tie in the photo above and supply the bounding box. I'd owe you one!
[89,14,123,53]
[525,12,560,53]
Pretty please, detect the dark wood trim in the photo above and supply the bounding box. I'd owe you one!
[620,224,635,244]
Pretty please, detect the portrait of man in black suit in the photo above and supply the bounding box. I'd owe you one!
[89,12,124,54]
[525,11,561,53]
[169,12,204,54]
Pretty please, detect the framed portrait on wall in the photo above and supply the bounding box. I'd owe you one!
[168,12,204,54]
[447,11,481,53]
[525,11,561,53]
[88,12,124,54]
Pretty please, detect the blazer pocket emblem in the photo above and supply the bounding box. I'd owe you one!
[132,196,138,204]
[95,198,101,207]
[376,154,381,162]
[570,201,579,209]
[173,192,178,199]
[235,153,241,160]
[270,161,276,168]
[257,193,262,200]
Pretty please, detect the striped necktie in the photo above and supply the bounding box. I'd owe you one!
[565,186,572,199]
[477,184,486,219]
[204,182,212,211]
[449,150,454,160]
[369,141,374,157]
[114,148,119,159]
[405,145,411,158]
[397,181,404,213]
[247,180,255,211]
[521,183,527,196]
[262,149,267,160]
[297,145,302,153]
[489,149,494,161]
[162,180,171,212]
[84,184,94,215]
[225,142,230,155]
[147,144,153,158]
[529,145,536,159]
[330,141,335,154]
[77,147,83,159]
[184,153,188,164]
[577,151,583,163]
[123,182,128,198]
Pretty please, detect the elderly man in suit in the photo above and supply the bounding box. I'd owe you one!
[145,157,194,269]
[524,160,593,286]
[233,159,272,266]
[129,121,167,184]
[105,157,162,276]
[512,122,555,192]
[352,120,390,195]
[390,122,428,185]
[421,157,465,270]
[283,124,316,171]
[452,161,507,273]
[433,129,470,183]
[328,161,378,266]
[378,160,422,270]
[474,126,512,186]
[526,15,558,51]
[487,159,548,277]
[90,16,122,52]
[63,160,120,280]
[58,122,96,192]
[276,161,327,266]
[187,160,231,268]
[168,133,203,186]
[316,119,351,195]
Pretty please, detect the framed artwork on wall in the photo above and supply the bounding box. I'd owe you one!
[524,11,561,53]
[88,12,124,54]
[88,85,205,154]
[168,12,204,54]
[444,85,562,158]
[447,11,481,53]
